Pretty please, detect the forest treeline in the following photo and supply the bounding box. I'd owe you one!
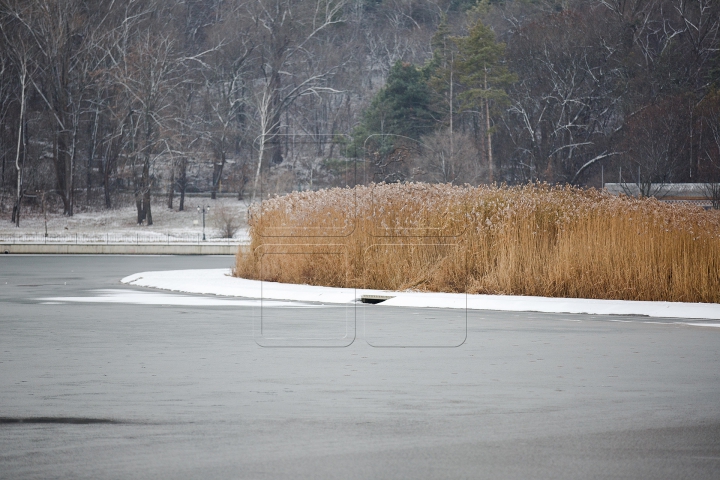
[1,0,718,225]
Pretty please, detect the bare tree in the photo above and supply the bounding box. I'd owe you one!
[0,42,12,200]
[114,31,183,225]
[0,5,35,225]
[616,99,692,197]
[199,7,255,201]
[9,39,29,226]
[697,92,720,208]
[415,131,482,184]
[93,0,158,210]
[500,5,624,184]
[246,0,348,202]
[4,0,94,215]
[701,182,720,209]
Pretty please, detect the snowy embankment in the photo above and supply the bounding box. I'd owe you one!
[121,268,720,321]
[0,199,250,244]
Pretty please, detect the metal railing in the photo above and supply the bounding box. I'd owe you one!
[0,232,246,245]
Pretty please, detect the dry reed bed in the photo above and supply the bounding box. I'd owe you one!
[235,183,720,303]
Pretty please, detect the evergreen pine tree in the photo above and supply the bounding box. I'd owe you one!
[351,60,436,156]
[455,20,516,181]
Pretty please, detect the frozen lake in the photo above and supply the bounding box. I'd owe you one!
[1,255,719,479]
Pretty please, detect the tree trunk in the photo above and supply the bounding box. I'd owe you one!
[102,143,115,209]
[211,158,225,200]
[237,162,247,201]
[55,129,71,215]
[143,189,152,225]
[87,104,100,205]
[142,157,152,225]
[102,132,121,210]
[167,158,175,209]
[103,165,112,209]
[2,141,6,189]
[15,162,22,228]
[484,69,493,183]
[136,193,144,224]
[14,65,26,227]
[178,157,187,211]
[252,139,265,203]
[134,155,144,224]
[67,113,78,217]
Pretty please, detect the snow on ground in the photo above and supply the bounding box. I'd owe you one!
[0,197,250,242]
[121,268,720,320]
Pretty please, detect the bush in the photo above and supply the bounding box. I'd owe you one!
[211,204,244,238]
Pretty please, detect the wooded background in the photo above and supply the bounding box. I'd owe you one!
[1,0,718,224]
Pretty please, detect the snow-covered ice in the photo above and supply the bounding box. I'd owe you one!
[121,268,720,320]
[40,288,317,307]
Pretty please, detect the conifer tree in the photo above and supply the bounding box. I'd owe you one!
[425,15,457,134]
[454,20,515,181]
[351,60,435,155]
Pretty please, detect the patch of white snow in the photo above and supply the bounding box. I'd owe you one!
[120,269,720,321]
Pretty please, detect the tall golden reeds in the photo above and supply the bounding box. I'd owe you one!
[235,183,720,303]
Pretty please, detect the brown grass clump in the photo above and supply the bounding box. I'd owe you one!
[235,183,720,303]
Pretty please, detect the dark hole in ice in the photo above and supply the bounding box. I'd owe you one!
[360,295,395,304]
[0,417,122,425]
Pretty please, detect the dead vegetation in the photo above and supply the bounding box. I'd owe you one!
[235,183,720,303]
[210,204,245,238]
